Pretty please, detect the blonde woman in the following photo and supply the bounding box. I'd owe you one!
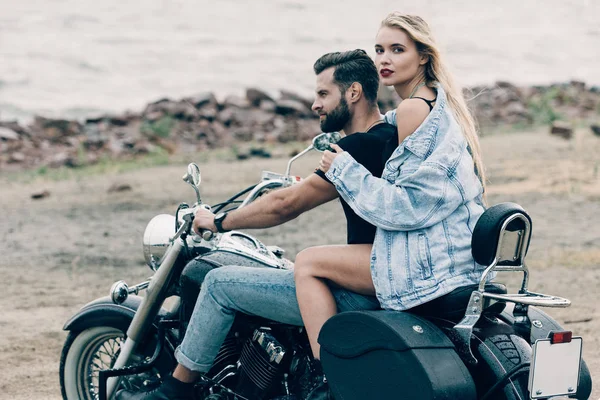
[294,12,488,377]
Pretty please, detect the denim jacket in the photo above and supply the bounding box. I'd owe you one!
[325,85,488,311]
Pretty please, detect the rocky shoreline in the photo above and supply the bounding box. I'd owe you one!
[1,81,599,171]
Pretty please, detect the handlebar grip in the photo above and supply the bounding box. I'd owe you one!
[201,230,214,241]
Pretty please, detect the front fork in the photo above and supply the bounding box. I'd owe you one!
[106,238,185,399]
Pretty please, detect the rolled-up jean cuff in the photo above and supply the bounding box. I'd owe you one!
[174,345,213,373]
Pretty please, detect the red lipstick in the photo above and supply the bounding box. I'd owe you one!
[380,69,393,78]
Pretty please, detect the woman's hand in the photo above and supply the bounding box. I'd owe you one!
[319,144,345,173]
[193,207,217,234]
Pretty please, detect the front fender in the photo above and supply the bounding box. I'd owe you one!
[63,295,171,332]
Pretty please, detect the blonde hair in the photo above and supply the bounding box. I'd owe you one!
[381,12,487,195]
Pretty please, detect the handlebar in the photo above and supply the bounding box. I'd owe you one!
[178,205,215,241]
[238,174,302,209]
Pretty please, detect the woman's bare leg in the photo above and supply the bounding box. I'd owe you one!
[294,244,374,359]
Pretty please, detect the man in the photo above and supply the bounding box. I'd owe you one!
[117,49,396,400]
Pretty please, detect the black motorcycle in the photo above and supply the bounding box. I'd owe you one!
[59,132,592,400]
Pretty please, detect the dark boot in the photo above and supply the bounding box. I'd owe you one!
[303,359,332,400]
[305,379,332,400]
[115,375,196,400]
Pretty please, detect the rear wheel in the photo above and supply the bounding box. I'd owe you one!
[60,325,167,400]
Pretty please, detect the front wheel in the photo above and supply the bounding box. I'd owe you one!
[60,325,167,400]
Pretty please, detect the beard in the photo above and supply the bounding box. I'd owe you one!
[320,97,350,132]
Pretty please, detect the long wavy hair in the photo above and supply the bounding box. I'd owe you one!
[381,12,487,194]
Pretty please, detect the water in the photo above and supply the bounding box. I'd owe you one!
[1,0,598,121]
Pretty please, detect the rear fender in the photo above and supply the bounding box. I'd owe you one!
[499,304,593,399]
[63,295,172,332]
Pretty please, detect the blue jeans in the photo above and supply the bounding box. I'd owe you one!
[175,265,381,372]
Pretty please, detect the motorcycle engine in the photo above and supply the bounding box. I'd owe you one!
[235,328,288,399]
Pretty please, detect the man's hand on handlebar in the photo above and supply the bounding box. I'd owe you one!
[193,207,217,234]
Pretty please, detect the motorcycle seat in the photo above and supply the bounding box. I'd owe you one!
[409,282,507,323]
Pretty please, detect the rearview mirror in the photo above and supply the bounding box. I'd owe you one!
[182,163,202,204]
[312,131,342,152]
[183,163,201,187]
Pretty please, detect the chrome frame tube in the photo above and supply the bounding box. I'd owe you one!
[239,180,286,208]
[106,237,185,399]
[106,338,138,398]
[478,213,531,291]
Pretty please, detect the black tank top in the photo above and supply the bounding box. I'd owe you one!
[411,96,437,111]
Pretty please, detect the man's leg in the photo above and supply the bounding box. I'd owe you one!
[117,264,379,399]
[174,265,306,374]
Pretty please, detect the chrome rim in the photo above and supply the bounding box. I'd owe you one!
[81,331,124,399]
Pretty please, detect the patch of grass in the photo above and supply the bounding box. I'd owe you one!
[527,87,565,125]
[1,140,315,184]
[141,116,175,138]
[3,149,171,183]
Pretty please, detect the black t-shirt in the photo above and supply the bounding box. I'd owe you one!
[315,122,397,244]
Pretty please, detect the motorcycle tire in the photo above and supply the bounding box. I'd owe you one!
[59,324,168,400]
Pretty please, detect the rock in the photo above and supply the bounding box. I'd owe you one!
[143,99,197,121]
[30,117,82,142]
[581,94,598,111]
[275,99,311,117]
[31,190,50,200]
[249,147,271,158]
[47,151,73,168]
[145,110,166,122]
[0,127,19,140]
[570,80,586,92]
[217,108,236,126]
[231,127,254,142]
[186,92,217,109]
[496,81,517,89]
[247,109,275,126]
[82,124,108,150]
[260,100,277,112]
[591,124,600,137]
[132,140,155,154]
[223,95,251,109]
[108,114,133,126]
[550,121,573,140]
[108,183,132,193]
[246,88,274,107]
[502,101,532,124]
[279,90,313,110]
[9,152,25,163]
[197,105,218,121]
[217,107,269,128]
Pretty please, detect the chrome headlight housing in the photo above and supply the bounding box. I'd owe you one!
[143,214,176,270]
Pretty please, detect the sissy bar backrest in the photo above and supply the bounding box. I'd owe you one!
[452,202,570,364]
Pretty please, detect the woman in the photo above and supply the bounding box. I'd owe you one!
[294,12,487,365]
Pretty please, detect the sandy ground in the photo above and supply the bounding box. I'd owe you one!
[0,127,599,399]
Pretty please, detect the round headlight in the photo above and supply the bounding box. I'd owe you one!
[143,214,176,270]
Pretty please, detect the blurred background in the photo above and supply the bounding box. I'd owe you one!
[1,0,599,122]
[1,1,599,399]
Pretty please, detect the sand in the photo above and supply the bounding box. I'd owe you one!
[0,127,598,399]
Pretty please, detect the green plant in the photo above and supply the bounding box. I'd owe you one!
[527,88,565,125]
[141,116,175,138]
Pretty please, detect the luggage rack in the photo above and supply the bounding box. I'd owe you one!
[451,206,571,365]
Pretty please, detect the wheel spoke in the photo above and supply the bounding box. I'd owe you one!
[68,328,160,400]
